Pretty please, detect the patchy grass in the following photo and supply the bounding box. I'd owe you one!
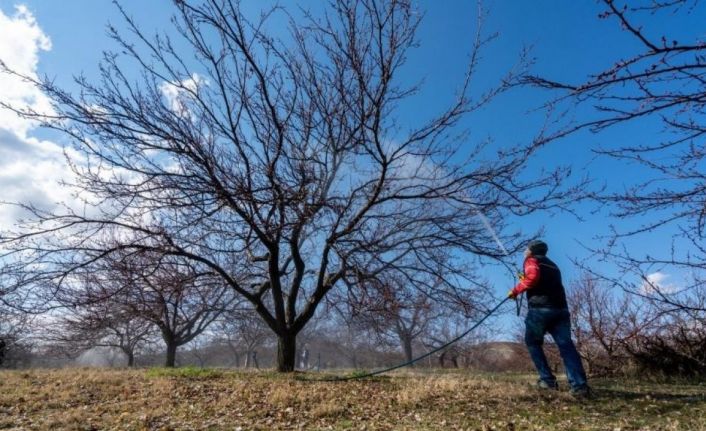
[0,368,704,430]
[145,366,223,379]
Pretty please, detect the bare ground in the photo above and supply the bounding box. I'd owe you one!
[0,368,704,430]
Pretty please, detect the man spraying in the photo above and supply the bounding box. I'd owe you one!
[508,240,591,398]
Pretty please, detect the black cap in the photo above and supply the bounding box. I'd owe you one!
[527,239,548,256]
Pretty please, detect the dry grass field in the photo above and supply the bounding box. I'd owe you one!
[0,368,704,430]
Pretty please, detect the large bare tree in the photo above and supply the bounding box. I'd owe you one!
[0,0,570,371]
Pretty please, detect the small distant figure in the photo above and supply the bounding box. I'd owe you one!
[299,347,310,370]
[251,351,259,369]
[508,240,591,398]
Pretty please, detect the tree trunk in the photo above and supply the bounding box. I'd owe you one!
[127,350,135,367]
[277,333,297,372]
[439,350,447,368]
[252,351,259,369]
[165,342,177,368]
[0,338,6,366]
[401,335,414,365]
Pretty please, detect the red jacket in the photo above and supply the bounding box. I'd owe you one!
[511,256,540,297]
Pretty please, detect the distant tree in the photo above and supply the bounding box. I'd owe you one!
[622,286,706,376]
[628,312,706,377]
[422,307,492,369]
[565,270,706,377]
[0,0,572,372]
[566,273,660,375]
[0,304,31,368]
[215,308,271,369]
[316,312,384,369]
[183,335,217,368]
[50,297,155,367]
[343,276,432,364]
[59,251,234,367]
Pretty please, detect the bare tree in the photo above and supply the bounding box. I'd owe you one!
[523,0,706,310]
[183,334,218,368]
[49,299,155,367]
[628,311,706,377]
[422,307,492,369]
[344,274,444,364]
[0,0,571,371]
[0,304,32,368]
[566,272,660,375]
[313,311,386,369]
[215,308,271,369]
[61,251,233,367]
[131,256,232,367]
[566,269,706,376]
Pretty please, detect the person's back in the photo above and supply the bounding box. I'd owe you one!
[525,255,568,309]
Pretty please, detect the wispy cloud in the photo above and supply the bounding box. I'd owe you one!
[641,271,680,295]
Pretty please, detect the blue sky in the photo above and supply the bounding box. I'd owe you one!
[0,1,699,336]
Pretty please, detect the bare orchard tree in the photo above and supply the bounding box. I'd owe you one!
[628,309,706,377]
[126,254,232,367]
[342,274,445,364]
[523,0,706,310]
[0,304,31,368]
[422,307,491,369]
[215,308,271,368]
[307,306,389,369]
[566,272,660,375]
[183,334,217,368]
[566,268,706,376]
[0,0,571,371]
[48,298,155,367]
[60,251,234,367]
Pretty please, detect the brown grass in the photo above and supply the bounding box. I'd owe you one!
[0,368,704,430]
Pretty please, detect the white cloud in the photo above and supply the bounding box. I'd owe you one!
[0,4,53,137]
[641,271,680,295]
[159,73,206,118]
[0,5,77,227]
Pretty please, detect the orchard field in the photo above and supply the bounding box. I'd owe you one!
[0,369,704,430]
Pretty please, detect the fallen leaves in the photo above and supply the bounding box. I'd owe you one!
[0,369,704,430]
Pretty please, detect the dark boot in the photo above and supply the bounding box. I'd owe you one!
[536,379,559,390]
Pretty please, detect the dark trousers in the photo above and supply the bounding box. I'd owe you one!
[524,307,588,390]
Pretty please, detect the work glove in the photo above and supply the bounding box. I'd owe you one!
[507,289,518,300]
